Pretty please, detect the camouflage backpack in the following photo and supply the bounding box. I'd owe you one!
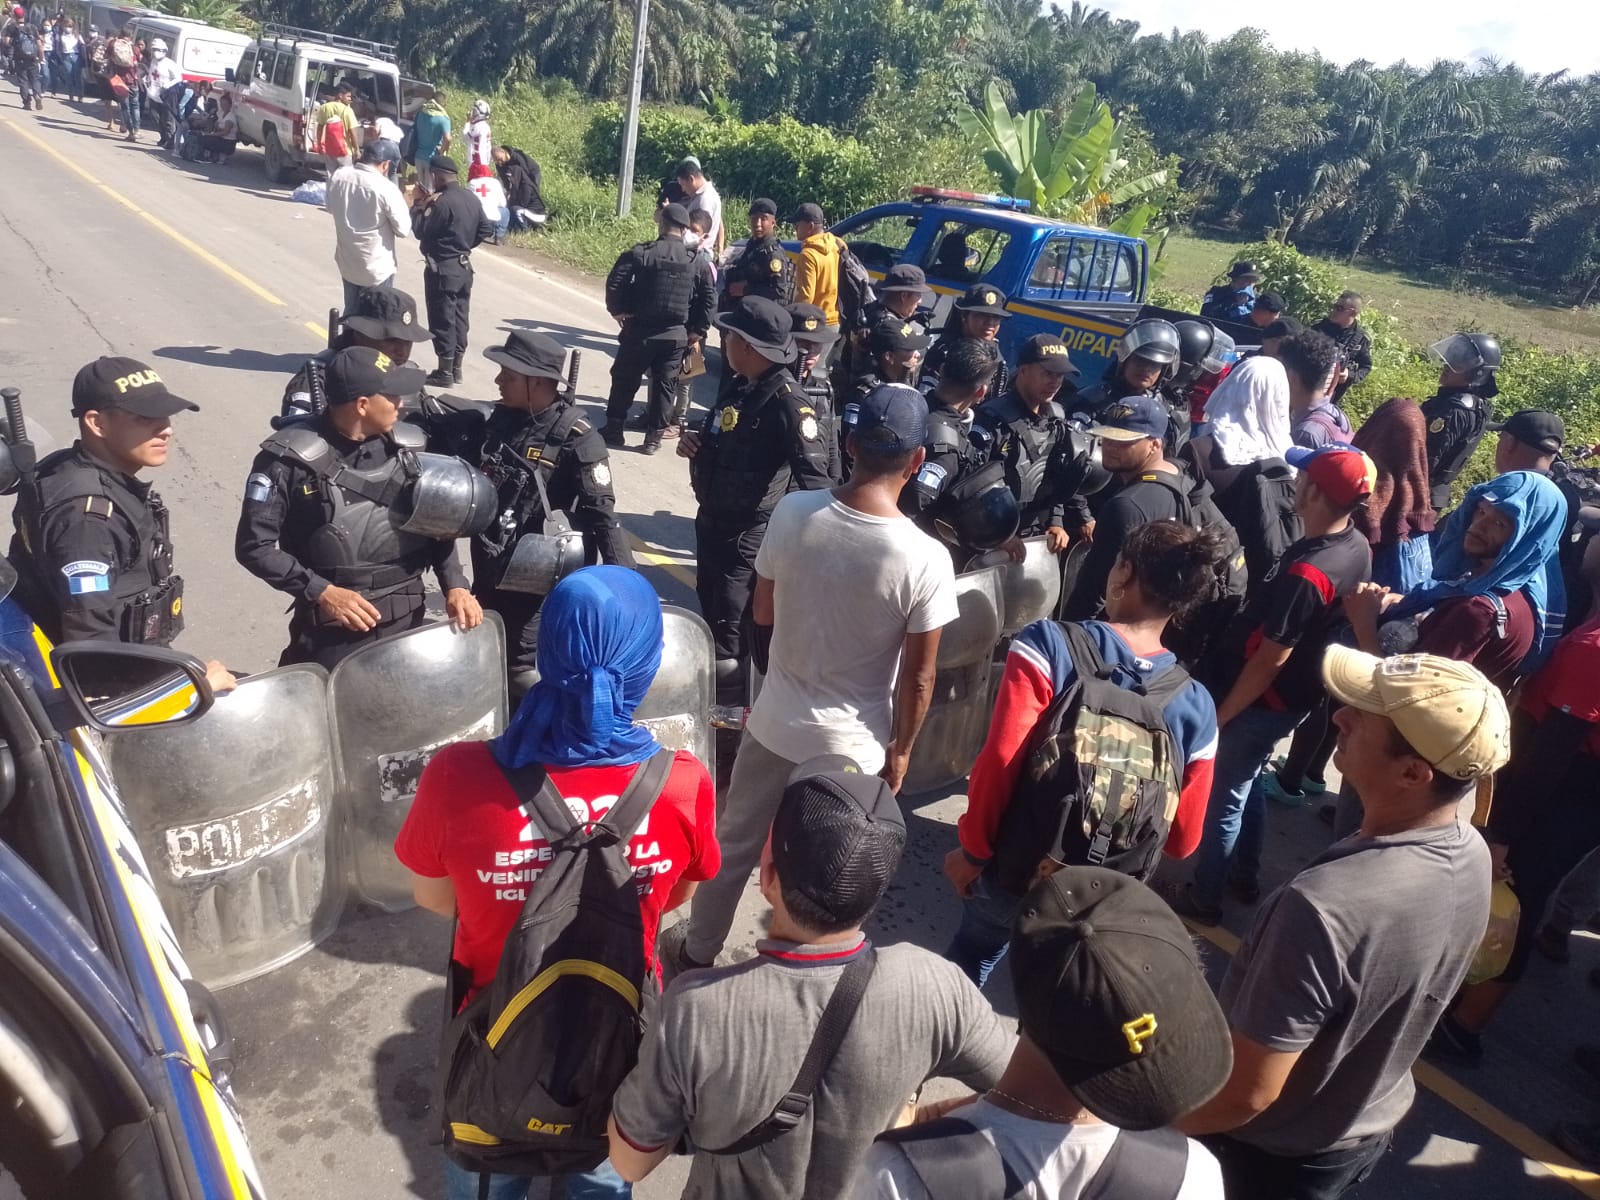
[991,622,1187,896]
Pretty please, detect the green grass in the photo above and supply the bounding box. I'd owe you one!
[1155,232,1600,355]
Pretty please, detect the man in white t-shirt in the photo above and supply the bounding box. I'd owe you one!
[854,868,1232,1200]
[677,156,725,256]
[668,382,958,973]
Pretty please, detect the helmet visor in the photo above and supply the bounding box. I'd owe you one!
[1430,334,1487,375]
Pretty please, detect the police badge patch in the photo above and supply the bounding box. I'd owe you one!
[800,416,819,440]
[245,472,273,503]
[588,462,612,489]
[770,257,784,274]
[720,408,740,432]
[916,462,947,490]
[61,560,111,595]
[1428,418,1446,434]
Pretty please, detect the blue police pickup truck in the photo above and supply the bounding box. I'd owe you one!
[824,186,1257,377]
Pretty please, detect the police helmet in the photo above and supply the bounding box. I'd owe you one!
[1172,320,1217,386]
[1118,319,1182,369]
[1430,332,1502,379]
[941,469,1020,551]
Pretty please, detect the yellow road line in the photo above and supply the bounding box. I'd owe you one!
[627,533,696,589]
[1182,917,1600,1194]
[304,321,328,339]
[0,112,286,309]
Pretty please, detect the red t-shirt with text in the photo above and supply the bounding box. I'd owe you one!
[395,745,720,1001]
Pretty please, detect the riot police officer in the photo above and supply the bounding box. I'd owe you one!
[1422,332,1501,511]
[681,297,832,697]
[722,197,794,309]
[1070,318,1187,458]
[788,301,841,482]
[920,283,1012,397]
[236,346,485,669]
[411,156,496,388]
[281,285,433,426]
[9,358,229,687]
[843,263,936,386]
[603,202,716,453]
[840,316,930,474]
[1168,319,1235,432]
[974,333,1080,549]
[426,330,634,685]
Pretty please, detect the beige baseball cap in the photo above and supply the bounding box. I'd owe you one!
[1322,646,1511,780]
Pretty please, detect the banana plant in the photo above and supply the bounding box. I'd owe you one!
[956,80,1170,237]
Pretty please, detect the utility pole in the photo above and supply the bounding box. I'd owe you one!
[616,0,650,217]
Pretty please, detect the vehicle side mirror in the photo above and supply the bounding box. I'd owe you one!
[224,67,234,82]
[49,643,213,734]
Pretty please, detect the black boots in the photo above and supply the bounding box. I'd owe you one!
[452,354,464,385]
[600,420,626,448]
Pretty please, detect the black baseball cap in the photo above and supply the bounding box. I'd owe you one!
[880,264,928,294]
[1019,334,1079,376]
[1087,394,1170,443]
[1253,290,1287,314]
[429,154,458,176]
[955,284,1011,317]
[484,330,566,381]
[770,755,906,928]
[713,296,794,362]
[1262,316,1304,340]
[791,202,825,225]
[855,383,929,454]
[749,197,778,217]
[324,345,427,406]
[342,285,432,343]
[1010,868,1233,1130]
[869,317,932,354]
[660,202,692,230]
[71,357,199,419]
[1229,260,1260,281]
[788,303,839,346]
[1489,408,1564,454]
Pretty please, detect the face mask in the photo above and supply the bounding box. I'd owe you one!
[683,232,701,249]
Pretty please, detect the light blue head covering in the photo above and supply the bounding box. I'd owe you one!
[491,566,663,769]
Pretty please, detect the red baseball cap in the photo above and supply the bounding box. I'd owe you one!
[1286,444,1376,507]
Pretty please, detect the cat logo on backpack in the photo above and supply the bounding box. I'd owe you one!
[527,1118,573,1136]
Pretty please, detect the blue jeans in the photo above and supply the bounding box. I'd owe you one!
[443,1159,631,1200]
[121,88,141,134]
[1192,705,1307,909]
[944,868,1022,989]
[343,274,393,314]
[495,207,511,242]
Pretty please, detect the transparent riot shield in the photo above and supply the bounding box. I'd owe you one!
[981,536,1064,637]
[329,615,509,912]
[104,665,342,990]
[903,565,1005,795]
[633,605,716,774]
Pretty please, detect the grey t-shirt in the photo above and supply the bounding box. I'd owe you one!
[610,937,1012,1200]
[1219,817,1491,1156]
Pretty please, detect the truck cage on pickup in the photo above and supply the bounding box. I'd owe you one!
[259,21,397,64]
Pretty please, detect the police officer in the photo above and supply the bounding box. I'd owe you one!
[1168,318,1234,433]
[681,297,832,697]
[840,317,930,477]
[1070,318,1187,458]
[920,283,1012,397]
[901,337,1019,566]
[1199,261,1260,322]
[411,155,496,388]
[426,330,634,684]
[974,333,1080,550]
[9,357,234,686]
[788,301,841,482]
[722,197,794,309]
[236,346,483,669]
[1422,331,1501,511]
[281,285,433,426]
[603,202,716,454]
[843,263,936,385]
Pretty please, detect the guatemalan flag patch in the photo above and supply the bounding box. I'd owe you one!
[61,560,112,595]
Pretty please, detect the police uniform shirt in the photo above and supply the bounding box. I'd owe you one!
[973,390,1068,535]
[724,234,793,306]
[605,237,716,342]
[1421,387,1492,510]
[412,180,495,259]
[236,417,469,603]
[430,401,635,584]
[691,364,832,519]
[11,444,173,643]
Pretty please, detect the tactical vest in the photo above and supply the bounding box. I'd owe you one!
[987,397,1066,508]
[728,234,794,305]
[262,423,435,593]
[19,450,184,645]
[623,239,699,337]
[694,372,800,519]
[1424,388,1490,495]
[475,404,590,584]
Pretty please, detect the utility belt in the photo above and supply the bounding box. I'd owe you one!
[305,574,426,628]
[317,552,433,594]
[424,252,472,271]
[124,574,185,646]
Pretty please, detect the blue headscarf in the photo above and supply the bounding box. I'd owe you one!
[491,566,664,769]
[1394,470,1567,669]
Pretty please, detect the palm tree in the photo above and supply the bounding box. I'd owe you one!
[524,0,739,100]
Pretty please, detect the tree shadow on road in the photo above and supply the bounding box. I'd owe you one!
[152,344,310,374]
[500,317,618,359]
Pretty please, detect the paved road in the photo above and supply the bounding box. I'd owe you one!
[2,93,1598,1200]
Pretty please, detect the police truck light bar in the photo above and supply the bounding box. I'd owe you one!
[910,186,1032,212]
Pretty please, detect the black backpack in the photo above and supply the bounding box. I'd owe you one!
[836,241,877,330]
[990,622,1190,897]
[1214,457,1302,601]
[437,749,673,1176]
[16,28,39,60]
[876,1117,1189,1200]
[1135,473,1249,666]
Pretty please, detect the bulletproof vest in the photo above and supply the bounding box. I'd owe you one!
[17,449,184,645]
[1424,388,1490,492]
[730,234,794,304]
[984,394,1066,507]
[624,238,699,336]
[262,423,435,592]
[474,403,588,580]
[694,369,803,519]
